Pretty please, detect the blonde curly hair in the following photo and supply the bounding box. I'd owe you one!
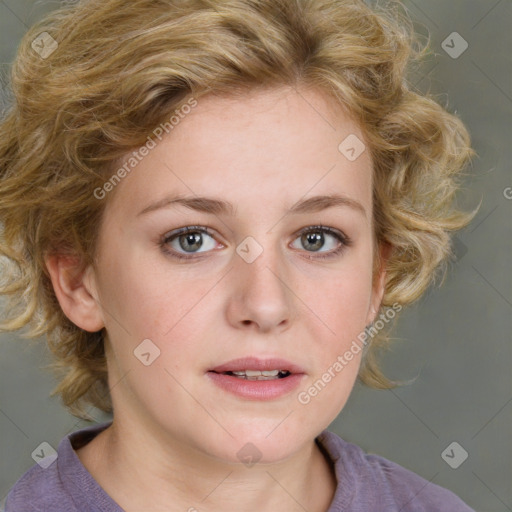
[0,0,478,419]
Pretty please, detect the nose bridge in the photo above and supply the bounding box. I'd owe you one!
[229,230,293,330]
[235,231,287,296]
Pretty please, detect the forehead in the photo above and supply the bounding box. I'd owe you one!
[104,86,373,221]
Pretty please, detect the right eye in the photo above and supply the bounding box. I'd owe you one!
[160,225,222,260]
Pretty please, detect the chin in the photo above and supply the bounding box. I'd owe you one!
[203,419,315,465]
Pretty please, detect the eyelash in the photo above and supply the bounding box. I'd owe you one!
[159,225,352,261]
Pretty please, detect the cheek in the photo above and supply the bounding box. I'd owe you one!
[97,241,182,332]
[99,256,218,374]
[313,259,374,343]
[299,267,372,420]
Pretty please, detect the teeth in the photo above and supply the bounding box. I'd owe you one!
[244,370,263,377]
[226,369,288,380]
[231,370,280,377]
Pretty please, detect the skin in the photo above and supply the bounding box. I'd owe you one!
[46,85,388,512]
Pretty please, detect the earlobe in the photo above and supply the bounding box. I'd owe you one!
[44,254,105,332]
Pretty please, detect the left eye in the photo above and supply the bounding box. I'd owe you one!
[289,226,345,254]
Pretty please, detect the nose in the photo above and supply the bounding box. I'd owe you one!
[225,240,296,333]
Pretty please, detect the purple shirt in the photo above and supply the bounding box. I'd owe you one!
[5,421,474,511]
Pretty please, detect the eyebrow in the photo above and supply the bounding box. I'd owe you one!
[137,193,367,218]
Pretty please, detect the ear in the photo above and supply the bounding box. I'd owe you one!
[366,241,392,326]
[44,253,104,332]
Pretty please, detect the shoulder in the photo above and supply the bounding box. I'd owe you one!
[5,421,114,512]
[365,452,474,511]
[316,430,475,512]
[5,458,71,512]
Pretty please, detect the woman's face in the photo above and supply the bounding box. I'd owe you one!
[88,86,385,463]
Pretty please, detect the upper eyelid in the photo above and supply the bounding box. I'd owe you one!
[162,225,218,242]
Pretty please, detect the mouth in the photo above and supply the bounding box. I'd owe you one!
[206,356,306,400]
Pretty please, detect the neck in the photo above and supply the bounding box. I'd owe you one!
[76,416,337,512]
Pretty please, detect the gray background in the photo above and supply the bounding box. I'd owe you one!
[0,1,510,511]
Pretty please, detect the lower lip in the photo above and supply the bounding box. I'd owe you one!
[206,372,305,400]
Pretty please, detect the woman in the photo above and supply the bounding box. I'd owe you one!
[1,0,477,510]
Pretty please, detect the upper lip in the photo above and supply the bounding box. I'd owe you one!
[209,357,306,374]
